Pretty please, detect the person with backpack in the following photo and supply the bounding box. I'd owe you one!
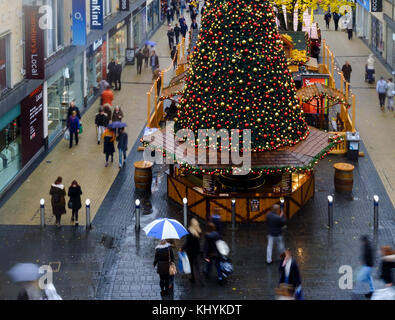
[68,180,82,226]
[203,222,223,285]
[153,239,175,296]
[49,177,66,228]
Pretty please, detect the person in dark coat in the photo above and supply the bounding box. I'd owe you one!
[166,6,173,25]
[174,23,181,45]
[68,180,82,226]
[171,46,178,70]
[107,59,116,88]
[167,27,175,50]
[102,128,116,167]
[279,249,303,300]
[136,50,144,75]
[333,12,341,31]
[191,19,198,30]
[356,235,375,298]
[49,177,66,228]
[266,204,286,264]
[67,101,81,120]
[153,240,175,296]
[180,19,188,38]
[203,222,223,284]
[150,51,160,74]
[114,61,122,91]
[116,128,128,169]
[182,218,203,284]
[143,45,150,68]
[103,104,112,124]
[95,109,109,145]
[311,41,320,62]
[324,11,331,29]
[379,246,395,287]
[341,61,352,83]
[209,213,224,237]
[67,111,80,149]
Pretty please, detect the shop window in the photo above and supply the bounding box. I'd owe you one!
[0,34,11,96]
[44,0,65,58]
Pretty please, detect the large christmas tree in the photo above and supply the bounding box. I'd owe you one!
[174,0,309,152]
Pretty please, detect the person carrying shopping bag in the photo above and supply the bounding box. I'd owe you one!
[153,240,175,296]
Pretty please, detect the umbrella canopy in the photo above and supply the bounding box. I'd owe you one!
[143,218,189,240]
[108,122,127,129]
[8,263,41,283]
[145,41,157,46]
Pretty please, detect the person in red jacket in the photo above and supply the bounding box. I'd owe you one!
[101,85,114,106]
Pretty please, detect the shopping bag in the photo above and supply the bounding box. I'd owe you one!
[216,240,230,256]
[178,252,191,274]
[178,253,184,273]
[64,130,70,141]
[79,123,84,135]
[371,287,395,300]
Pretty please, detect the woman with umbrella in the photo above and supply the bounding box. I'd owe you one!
[144,218,189,296]
[102,127,116,167]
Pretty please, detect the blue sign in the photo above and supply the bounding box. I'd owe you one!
[90,0,104,30]
[357,0,370,12]
[72,0,87,46]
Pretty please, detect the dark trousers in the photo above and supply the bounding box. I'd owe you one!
[325,21,330,29]
[347,29,353,40]
[54,214,62,224]
[137,63,143,74]
[106,153,114,163]
[379,93,386,108]
[334,21,339,31]
[175,35,180,44]
[69,132,79,148]
[144,57,149,67]
[72,210,79,221]
[204,256,223,280]
[114,78,121,90]
[159,274,170,292]
[189,254,202,284]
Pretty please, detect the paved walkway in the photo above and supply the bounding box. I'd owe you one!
[316,15,395,209]
[0,21,186,226]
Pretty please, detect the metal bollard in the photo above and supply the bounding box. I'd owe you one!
[183,198,188,227]
[280,198,285,211]
[135,199,141,232]
[231,199,236,230]
[86,199,92,231]
[373,195,379,232]
[40,199,46,230]
[328,195,334,228]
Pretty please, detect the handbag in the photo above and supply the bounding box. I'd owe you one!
[169,248,177,276]
[79,123,84,135]
[178,251,191,274]
[68,199,73,209]
[64,129,70,141]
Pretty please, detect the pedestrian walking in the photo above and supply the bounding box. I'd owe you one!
[341,61,352,83]
[103,103,112,124]
[153,69,162,96]
[386,78,394,112]
[143,45,150,68]
[324,11,331,29]
[333,12,341,31]
[266,204,286,264]
[167,27,175,50]
[102,127,116,167]
[376,77,388,111]
[150,51,160,74]
[135,49,144,75]
[366,54,375,84]
[112,105,124,123]
[279,249,303,300]
[345,11,353,40]
[174,23,181,45]
[379,246,395,287]
[191,7,197,21]
[181,218,203,285]
[191,19,199,30]
[355,235,375,298]
[116,127,128,168]
[67,110,80,149]
[49,177,66,228]
[171,46,178,70]
[166,6,173,25]
[203,222,223,285]
[311,41,320,63]
[180,0,186,16]
[68,180,82,226]
[98,80,110,105]
[153,239,175,296]
[101,85,114,106]
[209,212,224,237]
[107,59,116,88]
[95,109,108,145]
[67,101,81,120]
[114,60,122,91]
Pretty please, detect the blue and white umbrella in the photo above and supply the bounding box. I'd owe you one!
[143,218,189,240]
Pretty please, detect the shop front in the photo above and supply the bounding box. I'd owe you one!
[109,19,130,65]
[371,15,384,56]
[0,104,21,193]
[133,4,147,49]
[47,52,84,143]
[356,0,370,39]
[86,37,107,104]
[385,16,395,69]
[147,0,160,35]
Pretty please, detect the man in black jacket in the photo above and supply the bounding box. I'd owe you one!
[135,50,144,75]
[203,222,223,284]
[266,204,286,264]
[174,23,181,45]
[356,235,375,298]
[107,59,116,88]
[114,60,122,91]
[95,109,108,145]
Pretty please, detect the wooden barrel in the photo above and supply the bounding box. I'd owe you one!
[134,161,153,191]
[333,163,355,193]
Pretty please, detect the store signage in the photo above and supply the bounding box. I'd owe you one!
[371,0,382,12]
[93,37,103,51]
[356,0,370,12]
[119,0,130,11]
[91,0,104,30]
[72,0,87,46]
[24,6,45,80]
[21,85,44,166]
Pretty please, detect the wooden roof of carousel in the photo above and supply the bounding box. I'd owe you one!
[297,83,351,108]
